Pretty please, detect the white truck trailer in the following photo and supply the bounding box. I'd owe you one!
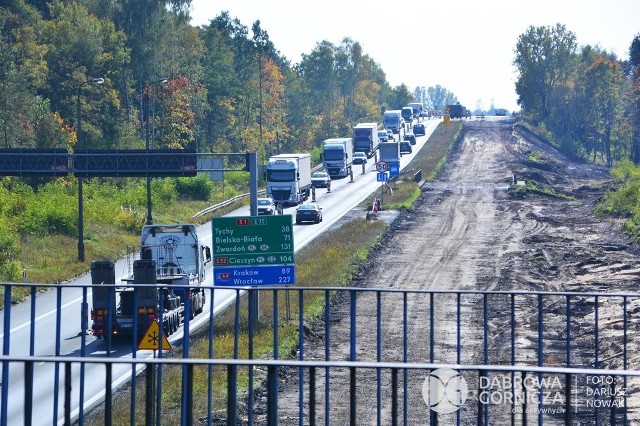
[353,122,380,159]
[378,141,401,164]
[266,153,312,206]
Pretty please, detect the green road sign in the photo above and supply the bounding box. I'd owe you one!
[212,215,294,267]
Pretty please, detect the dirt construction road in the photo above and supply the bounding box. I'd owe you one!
[263,119,640,425]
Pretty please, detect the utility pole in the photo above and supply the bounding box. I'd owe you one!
[76,77,104,262]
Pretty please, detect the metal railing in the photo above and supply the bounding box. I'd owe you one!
[2,284,640,425]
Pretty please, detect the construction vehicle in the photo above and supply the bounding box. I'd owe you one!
[266,153,312,206]
[90,224,211,340]
[447,104,465,119]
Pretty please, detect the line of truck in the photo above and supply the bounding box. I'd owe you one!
[89,127,373,342]
[88,116,412,343]
[264,121,383,206]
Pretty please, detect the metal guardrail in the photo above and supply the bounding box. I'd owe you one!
[192,191,262,218]
[2,284,640,425]
[192,163,325,218]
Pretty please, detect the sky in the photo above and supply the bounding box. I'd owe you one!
[189,1,640,113]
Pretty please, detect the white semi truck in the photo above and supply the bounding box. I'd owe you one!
[408,102,424,121]
[353,122,380,159]
[384,110,403,134]
[322,137,353,179]
[90,223,212,340]
[266,153,312,206]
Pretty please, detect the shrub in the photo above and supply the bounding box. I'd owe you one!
[174,175,214,201]
[19,195,77,237]
[114,206,146,233]
[0,224,21,281]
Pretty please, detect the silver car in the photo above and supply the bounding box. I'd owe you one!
[257,197,276,215]
[353,152,368,165]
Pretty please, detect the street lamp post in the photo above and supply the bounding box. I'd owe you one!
[145,78,167,225]
[77,77,104,262]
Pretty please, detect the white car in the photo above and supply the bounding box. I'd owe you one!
[257,197,276,215]
[353,152,368,165]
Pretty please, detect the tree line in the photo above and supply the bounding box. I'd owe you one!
[2,1,640,279]
[514,23,640,166]
[3,5,638,166]
[0,1,461,160]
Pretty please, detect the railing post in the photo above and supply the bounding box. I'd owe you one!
[350,367,357,426]
[565,373,572,424]
[64,362,72,425]
[24,361,34,426]
[145,363,154,426]
[183,363,194,426]
[105,362,113,425]
[2,284,11,426]
[391,368,398,426]
[477,370,486,426]
[227,365,237,426]
[309,367,316,426]
[522,371,528,426]
[267,364,279,425]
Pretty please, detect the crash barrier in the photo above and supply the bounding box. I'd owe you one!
[193,164,325,218]
[2,284,640,424]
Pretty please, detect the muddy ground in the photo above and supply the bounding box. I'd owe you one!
[248,119,640,425]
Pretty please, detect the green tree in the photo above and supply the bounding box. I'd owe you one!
[426,85,457,113]
[514,24,577,120]
[630,34,640,163]
[580,55,625,165]
[198,12,241,152]
[42,1,127,150]
[389,84,414,111]
[0,5,55,148]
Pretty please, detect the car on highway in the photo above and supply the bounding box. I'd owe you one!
[311,171,331,188]
[353,151,368,165]
[413,123,426,136]
[378,130,389,142]
[257,197,276,215]
[399,141,412,155]
[404,132,417,145]
[386,129,394,141]
[295,203,323,224]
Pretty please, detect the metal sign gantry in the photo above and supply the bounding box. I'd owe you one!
[0,149,249,177]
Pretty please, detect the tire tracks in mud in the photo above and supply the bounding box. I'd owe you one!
[254,120,640,425]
